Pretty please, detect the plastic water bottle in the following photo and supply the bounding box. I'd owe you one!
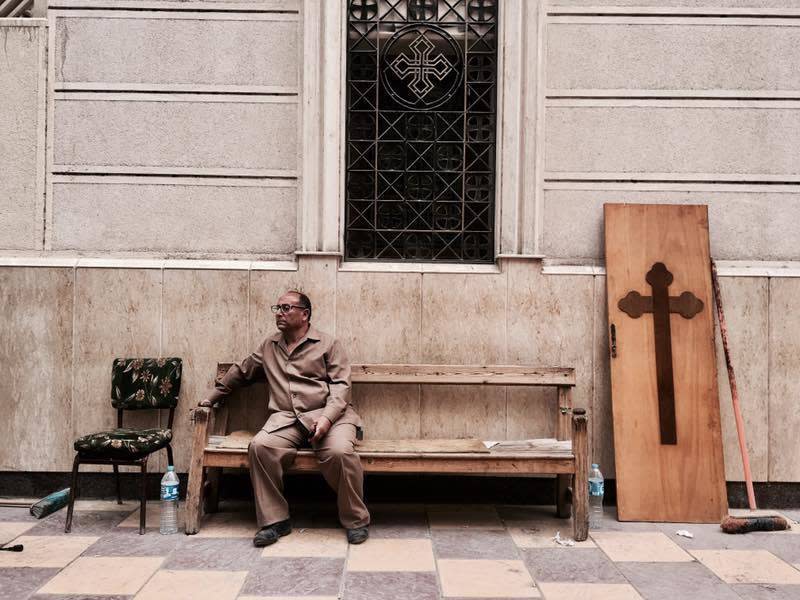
[589,463,604,529]
[160,466,179,535]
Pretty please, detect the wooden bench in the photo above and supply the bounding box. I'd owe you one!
[185,363,589,541]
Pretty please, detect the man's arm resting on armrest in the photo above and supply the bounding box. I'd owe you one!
[198,350,266,407]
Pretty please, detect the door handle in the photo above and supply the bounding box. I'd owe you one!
[610,323,617,358]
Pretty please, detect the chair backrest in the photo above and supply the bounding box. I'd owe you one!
[111,358,182,410]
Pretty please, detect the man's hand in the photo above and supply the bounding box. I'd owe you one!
[309,416,332,444]
[197,399,216,408]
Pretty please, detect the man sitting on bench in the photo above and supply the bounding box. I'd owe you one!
[198,290,370,546]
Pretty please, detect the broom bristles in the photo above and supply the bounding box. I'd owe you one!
[721,515,789,534]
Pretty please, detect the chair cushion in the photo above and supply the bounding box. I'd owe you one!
[74,428,172,459]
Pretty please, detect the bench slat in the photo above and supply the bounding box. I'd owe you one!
[352,364,575,386]
[202,449,576,474]
[216,363,575,386]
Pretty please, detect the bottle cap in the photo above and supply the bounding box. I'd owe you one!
[167,466,175,472]
[591,463,599,469]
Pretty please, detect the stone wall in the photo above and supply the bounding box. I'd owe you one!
[0,19,46,251]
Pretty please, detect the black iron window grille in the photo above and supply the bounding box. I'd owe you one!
[345,0,499,262]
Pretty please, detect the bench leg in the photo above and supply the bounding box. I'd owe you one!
[571,409,589,541]
[205,467,221,514]
[556,474,571,519]
[185,407,210,535]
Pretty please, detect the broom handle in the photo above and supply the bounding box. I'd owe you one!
[712,260,757,510]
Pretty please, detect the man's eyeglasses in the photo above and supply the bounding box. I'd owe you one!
[271,304,307,314]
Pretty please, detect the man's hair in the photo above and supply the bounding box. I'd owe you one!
[289,290,312,322]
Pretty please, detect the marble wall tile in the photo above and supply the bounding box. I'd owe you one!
[507,261,595,452]
[161,269,249,471]
[419,272,507,439]
[593,276,614,476]
[0,268,74,471]
[768,278,800,481]
[352,384,421,440]
[714,277,769,482]
[506,387,557,440]
[72,268,162,473]
[420,385,506,440]
[336,271,421,364]
[420,272,507,364]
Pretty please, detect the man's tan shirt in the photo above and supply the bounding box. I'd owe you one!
[208,327,362,433]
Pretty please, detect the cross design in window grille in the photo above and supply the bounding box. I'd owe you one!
[388,34,455,99]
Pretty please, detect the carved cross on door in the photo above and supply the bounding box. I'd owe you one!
[618,262,704,445]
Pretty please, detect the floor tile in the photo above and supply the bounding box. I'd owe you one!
[261,528,347,558]
[0,535,98,568]
[83,528,181,557]
[537,582,643,599]
[345,571,439,600]
[0,520,37,543]
[38,556,163,595]
[428,505,503,529]
[0,567,59,600]
[591,532,693,562]
[432,528,519,559]
[368,503,429,539]
[732,583,800,599]
[73,500,139,512]
[506,519,596,549]
[119,503,185,530]
[238,597,338,600]
[654,522,765,551]
[29,510,128,536]
[438,559,539,598]
[29,595,131,600]
[347,538,436,571]
[164,537,262,570]
[522,548,626,583]
[241,558,344,596]
[0,505,39,522]
[617,561,741,600]
[194,510,257,538]
[691,549,800,584]
[134,568,247,600]
[592,510,663,532]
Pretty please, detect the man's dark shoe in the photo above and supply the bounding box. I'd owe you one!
[253,519,292,547]
[346,526,369,544]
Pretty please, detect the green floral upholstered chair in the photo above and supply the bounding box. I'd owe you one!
[66,357,182,534]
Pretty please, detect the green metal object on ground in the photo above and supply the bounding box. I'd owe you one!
[29,488,71,519]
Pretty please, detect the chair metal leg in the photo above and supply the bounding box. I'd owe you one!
[139,460,147,535]
[166,444,174,468]
[65,455,80,533]
[113,464,123,505]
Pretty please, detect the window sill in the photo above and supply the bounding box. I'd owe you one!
[338,262,502,274]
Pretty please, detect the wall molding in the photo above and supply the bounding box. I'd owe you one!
[542,260,800,278]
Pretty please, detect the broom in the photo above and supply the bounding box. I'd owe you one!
[0,488,73,553]
[712,261,788,534]
[0,488,71,519]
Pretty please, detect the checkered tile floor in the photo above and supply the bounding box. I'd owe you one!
[1,500,799,599]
